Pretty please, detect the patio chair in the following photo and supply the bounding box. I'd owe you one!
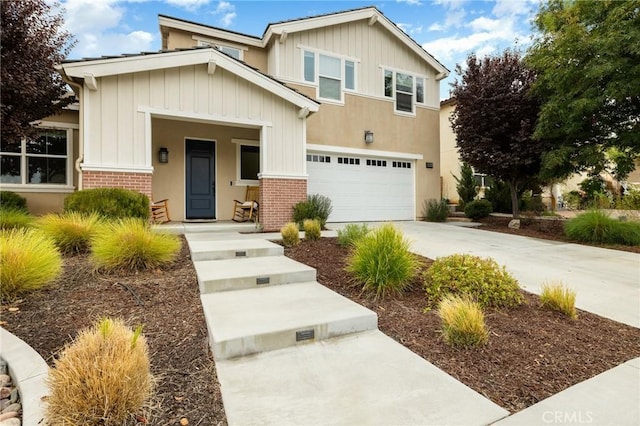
[151,198,171,223]
[232,186,259,222]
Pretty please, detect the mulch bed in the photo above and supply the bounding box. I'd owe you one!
[1,237,227,426]
[284,238,640,413]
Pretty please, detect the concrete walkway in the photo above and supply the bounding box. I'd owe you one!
[184,222,640,425]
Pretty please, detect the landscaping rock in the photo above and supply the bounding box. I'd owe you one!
[508,219,521,229]
[7,390,17,404]
[0,411,18,421]
[0,417,21,426]
[0,403,19,415]
[0,377,9,388]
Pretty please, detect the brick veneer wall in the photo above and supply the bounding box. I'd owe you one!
[259,177,307,231]
[82,170,153,198]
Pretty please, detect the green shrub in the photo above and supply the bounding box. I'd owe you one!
[564,210,640,245]
[0,208,33,230]
[438,295,489,347]
[0,191,27,212]
[64,188,150,220]
[540,282,577,319]
[346,223,419,300]
[337,223,370,247]
[562,191,582,210]
[91,219,180,271]
[453,162,478,208]
[0,228,62,300]
[280,222,300,247]
[464,199,493,220]
[37,212,103,254]
[292,194,332,229]
[521,192,547,215]
[484,179,514,213]
[46,318,153,425]
[424,254,523,308]
[303,219,321,241]
[423,199,449,222]
[616,185,640,210]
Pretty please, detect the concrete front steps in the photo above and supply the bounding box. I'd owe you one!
[189,233,509,425]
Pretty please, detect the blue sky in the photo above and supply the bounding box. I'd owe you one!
[58,0,540,99]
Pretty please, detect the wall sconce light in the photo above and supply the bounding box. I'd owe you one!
[364,130,374,144]
[159,147,169,163]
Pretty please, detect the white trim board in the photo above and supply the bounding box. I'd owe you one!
[306,144,423,160]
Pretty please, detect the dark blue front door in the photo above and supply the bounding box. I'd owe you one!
[185,139,215,219]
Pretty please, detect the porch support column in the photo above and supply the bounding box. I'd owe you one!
[259,177,307,232]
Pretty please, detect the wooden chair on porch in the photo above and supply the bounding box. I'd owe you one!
[151,198,171,224]
[232,186,259,222]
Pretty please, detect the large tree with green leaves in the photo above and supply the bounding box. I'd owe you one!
[450,50,546,218]
[1,0,76,143]
[527,0,640,181]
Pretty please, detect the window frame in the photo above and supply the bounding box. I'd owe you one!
[0,122,75,191]
[233,139,260,186]
[194,37,245,60]
[301,47,358,104]
[382,67,428,116]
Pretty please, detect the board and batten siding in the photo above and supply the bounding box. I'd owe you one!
[83,64,306,176]
[272,19,440,108]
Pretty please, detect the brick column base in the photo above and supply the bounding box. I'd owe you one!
[82,170,153,198]
[259,177,307,232]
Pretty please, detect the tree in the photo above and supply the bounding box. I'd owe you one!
[453,162,478,207]
[527,0,640,181]
[1,0,76,143]
[450,50,546,218]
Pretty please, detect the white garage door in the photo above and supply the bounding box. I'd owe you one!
[306,152,415,222]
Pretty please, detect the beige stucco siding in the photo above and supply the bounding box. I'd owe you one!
[274,20,439,108]
[83,64,306,176]
[439,102,459,203]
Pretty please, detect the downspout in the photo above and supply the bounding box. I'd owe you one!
[56,65,85,190]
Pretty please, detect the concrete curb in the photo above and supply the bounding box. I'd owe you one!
[0,326,48,425]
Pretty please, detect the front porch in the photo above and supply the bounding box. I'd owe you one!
[155,220,262,235]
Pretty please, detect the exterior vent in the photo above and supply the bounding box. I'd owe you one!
[235,250,247,257]
[296,329,315,342]
[256,276,270,285]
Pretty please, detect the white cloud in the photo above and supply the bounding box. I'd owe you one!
[468,16,502,32]
[62,0,123,35]
[429,0,467,31]
[397,23,424,35]
[165,0,211,11]
[76,30,154,57]
[428,22,445,32]
[396,0,423,5]
[211,1,236,28]
[492,0,537,17]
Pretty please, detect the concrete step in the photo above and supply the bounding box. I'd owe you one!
[201,282,378,360]
[194,256,316,293]
[215,330,510,425]
[189,239,284,261]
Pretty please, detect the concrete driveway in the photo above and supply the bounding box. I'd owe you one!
[329,221,640,328]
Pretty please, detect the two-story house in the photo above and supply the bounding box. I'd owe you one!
[3,6,449,230]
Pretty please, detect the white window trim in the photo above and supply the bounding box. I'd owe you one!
[299,45,360,104]
[0,121,75,189]
[232,138,260,186]
[381,66,429,116]
[193,36,246,60]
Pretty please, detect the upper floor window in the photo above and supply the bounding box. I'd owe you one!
[303,49,356,102]
[196,39,243,60]
[384,69,426,114]
[0,127,72,186]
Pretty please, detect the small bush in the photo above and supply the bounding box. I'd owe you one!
[37,212,103,254]
[0,191,27,212]
[91,219,180,271]
[46,318,153,425]
[540,282,577,319]
[616,185,640,210]
[564,210,640,246]
[424,254,523,308]
[346,223,419,300]
[438,295,489,347]
[0,208,33,230]
[0,228,62,300]
[423,199,449,222]
[303,219,321,241]
[64,188,150,220]
[464,199,493,220]
[337,223,370,247]
[453,162,478,208]
[280,222,300,247]
[292,194,333,229]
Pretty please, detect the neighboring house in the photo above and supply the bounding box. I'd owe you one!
[1,7,449,230]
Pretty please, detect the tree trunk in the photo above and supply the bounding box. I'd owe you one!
[509,180,520,218]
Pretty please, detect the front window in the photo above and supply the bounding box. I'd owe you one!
[240,145,260,181]
[1,127,71,185]
[303,49,357,102]
[384,69,426,114]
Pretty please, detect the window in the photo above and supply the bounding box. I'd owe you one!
[239,145,260,181]
[196,39,243,60]
[307,154,331,163]
[302,49,357,102]
[383,69,427,114]
[392,161,411,169]
[0,127,71,186]
[366,159,387,167]
[337,156,359,165]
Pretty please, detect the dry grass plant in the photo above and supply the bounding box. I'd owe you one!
[46,318,154,425]
[0,208,33,230]
[37,212,103,254]
[336,223,370,247]
[540,281,577,319]
[438,294,489,347]
[0,228,61,301]
[303,218,321,240]
[281,222,300,247]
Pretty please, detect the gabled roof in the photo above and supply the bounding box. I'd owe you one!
[57,47,319,112]
[159,6,450,80]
